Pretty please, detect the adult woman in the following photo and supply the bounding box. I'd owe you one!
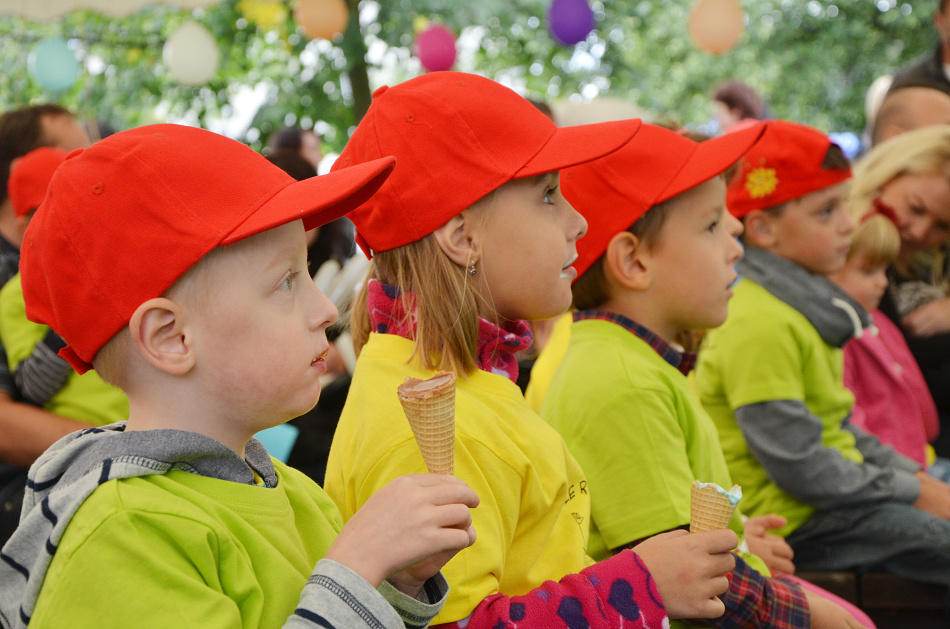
[848,125,950,448]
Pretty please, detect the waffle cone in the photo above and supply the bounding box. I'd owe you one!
[690,481,739,533]
[398,371,456,475]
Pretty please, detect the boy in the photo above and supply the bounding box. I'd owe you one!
[695,120,950,604]
[3,146,125,421]
[540,121,866,628]
[0,124,478,629]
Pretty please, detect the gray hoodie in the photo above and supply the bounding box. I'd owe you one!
[0,423,446,629]
[732,248,922,510]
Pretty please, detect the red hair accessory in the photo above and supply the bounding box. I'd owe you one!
[862,198,900,227]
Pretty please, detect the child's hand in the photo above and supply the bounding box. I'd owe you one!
[913,470,950,519]
[805,589,871,628]
[743,514,796,575]
[633,529,737,619]
[324,474,478,595]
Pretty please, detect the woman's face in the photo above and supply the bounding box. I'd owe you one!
[879,172,950,258]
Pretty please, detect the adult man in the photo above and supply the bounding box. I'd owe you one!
[889,0,950,96]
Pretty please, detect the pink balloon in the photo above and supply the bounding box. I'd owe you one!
[414,24,457,72]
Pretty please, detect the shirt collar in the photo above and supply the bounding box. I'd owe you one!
[573,309,697,375]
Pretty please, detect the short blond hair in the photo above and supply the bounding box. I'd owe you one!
[91,243,234,388]
[847,215,900,268]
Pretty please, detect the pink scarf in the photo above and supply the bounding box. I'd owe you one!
[367,279,532,382]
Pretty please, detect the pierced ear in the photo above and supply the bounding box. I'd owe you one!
[129,298,195,376]
[432,211,478,268]
[604,231,651,291]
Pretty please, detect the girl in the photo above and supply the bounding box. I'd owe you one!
[324,72,773,629]
[829,199,950,482]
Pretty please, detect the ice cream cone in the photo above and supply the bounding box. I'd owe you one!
[690,480,740,533]
[397,371,456,475]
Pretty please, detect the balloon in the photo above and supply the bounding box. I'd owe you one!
[28,38,79,94]
[237,0,288,29]
[413,24,457,72]
[687,0,744,54]
[293,0,349,40]
[547,0,594,47]
[163,21,220,86]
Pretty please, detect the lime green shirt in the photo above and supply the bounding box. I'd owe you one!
[32,461,341,628]
[695,278,861,535]
[0,273,128,424]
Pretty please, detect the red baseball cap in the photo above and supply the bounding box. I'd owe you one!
[9,147,69,218]
[20,124,395,373]
[562,121,768,279]
[331,71,643,257]
[726,119,851,219]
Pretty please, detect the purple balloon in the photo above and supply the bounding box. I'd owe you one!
[548,0,594,46]
[414,24,457,72]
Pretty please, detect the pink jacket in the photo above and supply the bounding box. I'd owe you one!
[843,310,939,467]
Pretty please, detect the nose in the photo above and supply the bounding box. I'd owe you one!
[565,200,588,242]
[905,217,931,245]
[305,279,338,330]
[724,214,744,262]
[839,206,856,235]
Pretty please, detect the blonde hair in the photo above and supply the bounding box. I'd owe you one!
[847,215,900,268]
[350,234,484,376]
[849,125,950,223]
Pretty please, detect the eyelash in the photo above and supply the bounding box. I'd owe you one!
[280,272,300,292]
[707,219,719,232]
[543,185,559,205]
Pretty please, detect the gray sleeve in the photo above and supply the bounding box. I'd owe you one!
[0,341,16,396]
[285,559,446,629]
[842,419,922,474]
[735,400,921,509]
[13,329,72,407]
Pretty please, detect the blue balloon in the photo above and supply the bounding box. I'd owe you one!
[28,38,79,94]
[548,0,594,46]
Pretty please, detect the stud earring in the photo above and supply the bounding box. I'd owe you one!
[468,259,477,276]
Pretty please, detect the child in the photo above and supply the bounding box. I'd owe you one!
[0,124,480,629]
[540,120,868,628]
[3,146,127,421]
[323,71,804,628]
[694,119,950,602]
[828,197,950,480]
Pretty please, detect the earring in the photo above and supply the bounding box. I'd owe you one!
[468,259,477,276]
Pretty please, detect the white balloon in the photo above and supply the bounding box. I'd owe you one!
[163,20,220,86]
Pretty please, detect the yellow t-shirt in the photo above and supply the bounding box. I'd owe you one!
[0,273,128,425]
[325,333,593,624]
[696,278,860,536]
[524,312,572,413]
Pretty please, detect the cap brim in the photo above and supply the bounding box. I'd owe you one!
[223,156,396,245]
[515,118,643,177]
[658,121,767,203]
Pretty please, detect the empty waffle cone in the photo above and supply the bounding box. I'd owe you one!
[690,481,740,533]
[398,371,456,475]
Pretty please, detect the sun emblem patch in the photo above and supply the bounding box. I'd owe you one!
[745,167,778,198]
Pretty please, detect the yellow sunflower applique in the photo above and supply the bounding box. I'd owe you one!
[745,167,778,198]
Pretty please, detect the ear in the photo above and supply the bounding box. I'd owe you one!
[432,211,478,268]
[741,211,777,248]
[603,231,652,291]
[128,298,195,376]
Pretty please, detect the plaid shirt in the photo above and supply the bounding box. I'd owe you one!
[573,309,697,375]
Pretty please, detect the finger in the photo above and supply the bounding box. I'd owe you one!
[695,595,726,619]
[695,529,739,553]
[769,557,796,574]
[423,482,481,508]
[758,514,788,530]
[707,552,736,577]
[429,502,475,530]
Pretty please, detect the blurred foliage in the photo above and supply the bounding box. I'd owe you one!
[0,0,938,152]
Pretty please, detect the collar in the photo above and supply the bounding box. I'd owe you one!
[573,309,697,375]
[737,247,872,347]
[367,279,532,382]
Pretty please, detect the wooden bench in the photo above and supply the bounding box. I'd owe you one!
[796,571,947,628]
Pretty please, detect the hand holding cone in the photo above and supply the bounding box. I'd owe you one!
[398,371,456,475]
[690,480,741,533]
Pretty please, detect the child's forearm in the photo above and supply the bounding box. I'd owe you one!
[432,550,668,629]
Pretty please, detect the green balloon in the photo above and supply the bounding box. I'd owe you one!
[28,38,79,94]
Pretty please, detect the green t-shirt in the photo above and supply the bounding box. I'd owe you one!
[32,460,342,628]
[0,273,128,424]
[541,318,768,629]
[695,277,861,536]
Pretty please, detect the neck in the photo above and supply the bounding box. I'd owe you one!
[0,202,19,248]
[599,294,677,344]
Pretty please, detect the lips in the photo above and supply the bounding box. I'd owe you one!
[560,253,578,280]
